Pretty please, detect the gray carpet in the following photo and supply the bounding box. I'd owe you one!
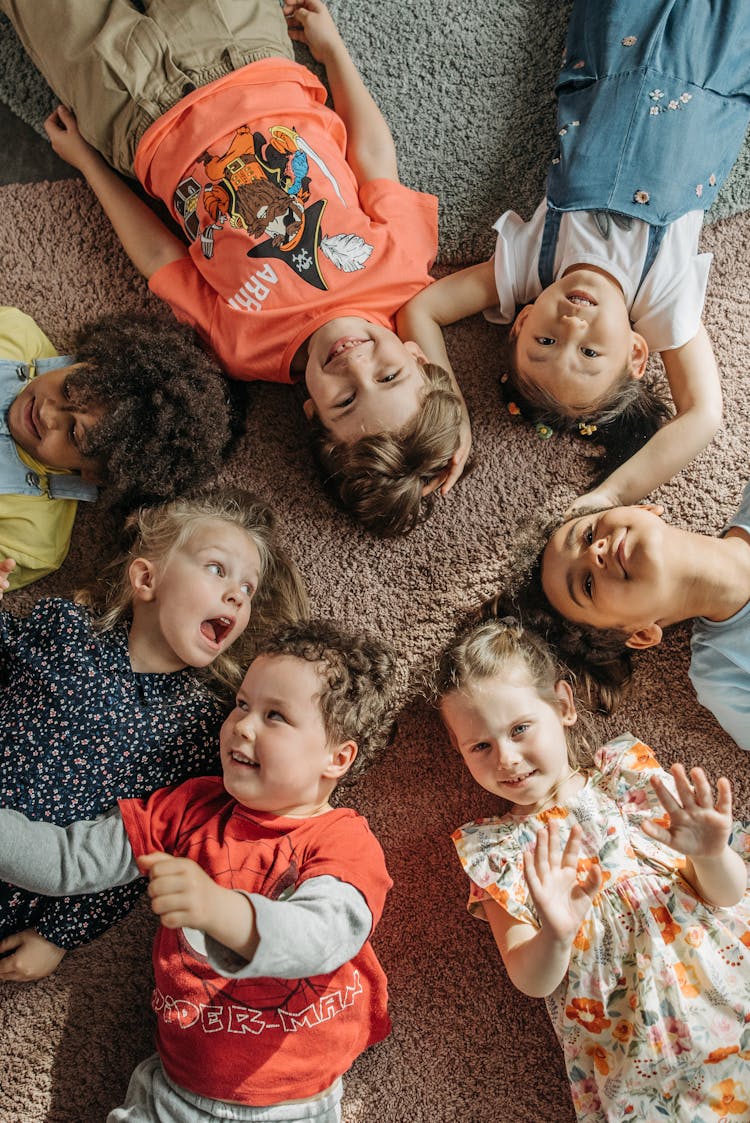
[0,4,749,1122]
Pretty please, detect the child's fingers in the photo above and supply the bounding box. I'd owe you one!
[650,773,682,815]
[560,822,583,868]
[137,851,173,875]
[714,776,733,818]
[687,766,718,809]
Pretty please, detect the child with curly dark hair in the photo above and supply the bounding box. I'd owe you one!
[0,618,398,1123]
[0,0,471,538]
[399,0,750,515]
[1,306,232,588]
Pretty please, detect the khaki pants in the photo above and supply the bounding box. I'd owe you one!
[0,0,294,175]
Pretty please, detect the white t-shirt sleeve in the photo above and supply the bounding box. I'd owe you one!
[485,201,548,324]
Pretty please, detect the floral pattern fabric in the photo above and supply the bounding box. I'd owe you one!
[453,735,750,1121]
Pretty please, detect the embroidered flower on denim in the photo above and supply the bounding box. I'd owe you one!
[572,60,585,70]
[680,93,692,104]
[633,190,650,205]
[621,36,637,47]
[709,173,716,187]
[696,183,703,198]
[649,107,659,117]
[668,99,679,111]
[649,89,664,101]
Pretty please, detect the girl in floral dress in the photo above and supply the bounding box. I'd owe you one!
[436,617,750,1122]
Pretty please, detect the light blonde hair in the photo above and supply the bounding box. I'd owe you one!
[433,616,594,771]
[77,489,308,697]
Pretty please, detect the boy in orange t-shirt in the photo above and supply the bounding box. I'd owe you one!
[2,0,471,536]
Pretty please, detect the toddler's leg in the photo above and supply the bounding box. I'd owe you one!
[143,0,295,73]
[0,0,194,175]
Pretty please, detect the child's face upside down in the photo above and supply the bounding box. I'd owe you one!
[7,363,105,479]
[511,266,649,416]
[303,317,429,443]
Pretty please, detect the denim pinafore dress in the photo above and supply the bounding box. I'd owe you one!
[539,0,750,288]
[0,356,98,501]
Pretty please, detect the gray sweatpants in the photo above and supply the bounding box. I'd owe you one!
[0,0,294,174]
[108,1054,343,1123]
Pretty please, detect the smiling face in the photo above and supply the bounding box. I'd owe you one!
[7,364,105,478]
[128,519,262,672]
[440,668,578,813]
[220,654,355,816]
[511,268,648,414]
[303,317,428,442]
[541,504,684,641]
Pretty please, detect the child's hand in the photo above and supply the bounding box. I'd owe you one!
[0,557,15,600]
[44,105,99,173]
[139,852,224,931]
[524,822,601,943]
[283,0,345,65]
[644,764,733,859]
[0,928,66,982]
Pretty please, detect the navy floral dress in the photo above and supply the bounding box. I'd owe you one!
[0,598,225,949]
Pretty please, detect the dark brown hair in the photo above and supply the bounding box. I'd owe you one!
[66,313,233,510]
[503,331,673,473]
[307,361,464,537]
[255,618,399,784]
[486,507,634,714]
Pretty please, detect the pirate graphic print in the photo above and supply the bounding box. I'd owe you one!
[174,121,373,291]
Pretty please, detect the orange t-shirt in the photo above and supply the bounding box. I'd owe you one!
[135,59,438,383]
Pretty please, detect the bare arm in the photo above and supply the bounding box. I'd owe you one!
[44,106,188,279]
[484,823,601,998]
[396,262,499,492]
[572,321,722,511]
[643,764,746,907]
[284,0,398,184]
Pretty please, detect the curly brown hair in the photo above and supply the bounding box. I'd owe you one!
[307,361,464,537]
[503,331,673,473]
[484,506,635,715]
[65,313,233,509]
[255,619,399,785]
[77,489,309,698]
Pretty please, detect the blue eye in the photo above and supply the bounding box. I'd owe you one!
[240,582,255,597]
[511,723,530,737]
[207,562,224,576]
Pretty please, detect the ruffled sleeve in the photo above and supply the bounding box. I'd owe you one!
[595,733,687,874]
[451,815,539,928]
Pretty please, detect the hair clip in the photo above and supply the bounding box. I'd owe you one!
[578,421,598,437]
[535,421,554,440]
[507,401,521,416]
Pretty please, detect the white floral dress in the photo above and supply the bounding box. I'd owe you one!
[452,735,750,1122]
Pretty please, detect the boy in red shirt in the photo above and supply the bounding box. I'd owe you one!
[1,0,471,536]
[0,619,399,1122]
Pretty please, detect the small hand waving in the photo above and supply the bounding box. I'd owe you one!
[644,764,733,859]
[524,821,601,943]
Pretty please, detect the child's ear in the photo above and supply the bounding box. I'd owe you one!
[403,340,429,365]
[628,332,649,380]
[324,739,358,779]
[625,623,663,650]
[129,557,158,602]
[302,397,316,422]
[554,679,577,726]
[509,305,531,341]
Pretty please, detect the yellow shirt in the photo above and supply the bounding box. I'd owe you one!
[0,307,78,590]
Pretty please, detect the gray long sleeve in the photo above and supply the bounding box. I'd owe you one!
[206,875,372,980]
[0,806,139,894]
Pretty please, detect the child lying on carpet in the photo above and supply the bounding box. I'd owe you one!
[0,619,396,1123]
[0,306,232,589]
[399,0,750,514]
[0,489,307,983]
[436,616,750,1122]
[1,0,471,537]
[509,491,750,752]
